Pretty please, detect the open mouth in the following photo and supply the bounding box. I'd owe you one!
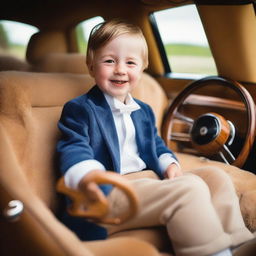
[110,80,128,87]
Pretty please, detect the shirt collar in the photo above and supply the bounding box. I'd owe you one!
[104,93,140,114]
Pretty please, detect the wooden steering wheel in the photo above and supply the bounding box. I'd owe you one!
[57,171,139,225]
[162,76,256,168]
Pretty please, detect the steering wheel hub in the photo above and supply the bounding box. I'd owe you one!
[190,112,231,155]
[191,113,221,145]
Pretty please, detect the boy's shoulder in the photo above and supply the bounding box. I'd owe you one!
[133,97,152,112]
[62,94,87,112]
[64,85,98,106]
[67,94,86,103]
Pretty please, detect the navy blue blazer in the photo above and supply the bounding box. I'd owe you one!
[57,85,177,240]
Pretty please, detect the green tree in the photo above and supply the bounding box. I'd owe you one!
[76,24,87,53]
[0,23,9,49]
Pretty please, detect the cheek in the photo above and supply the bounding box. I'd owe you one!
[129,70,142,84]
[99,67,112,79]
[94,67,110,82]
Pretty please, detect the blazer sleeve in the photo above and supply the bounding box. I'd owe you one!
[57,98,113,196]
[57,100,95,174]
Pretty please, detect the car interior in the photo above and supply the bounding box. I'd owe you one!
[0,0,256,255]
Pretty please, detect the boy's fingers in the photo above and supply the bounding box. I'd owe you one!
[81,182,103,202]
[86,182,100,201]
[167,169,175,179]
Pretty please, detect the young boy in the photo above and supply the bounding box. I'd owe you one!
[57,20,253,256]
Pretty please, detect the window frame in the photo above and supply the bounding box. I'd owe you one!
[149,13,171,74]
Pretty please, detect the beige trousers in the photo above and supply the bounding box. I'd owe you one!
[103,167,253,256]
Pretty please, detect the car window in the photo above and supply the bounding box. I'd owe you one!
[0,20,38,59]
[153,4,217,76]
[75,16,104,53]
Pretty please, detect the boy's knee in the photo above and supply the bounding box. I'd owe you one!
[180,174,210,198]
[190,166,234,188]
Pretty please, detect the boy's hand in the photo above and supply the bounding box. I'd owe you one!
[78,170,105,202]
[164,163,183,180]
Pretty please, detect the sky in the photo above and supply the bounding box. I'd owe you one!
[1,4,209,46]
[154,5,209,46]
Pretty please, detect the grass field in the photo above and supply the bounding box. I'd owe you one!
[169,56,217,75]
[165,43,217,75]
[165,43,213,57]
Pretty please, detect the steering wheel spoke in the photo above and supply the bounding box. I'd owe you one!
[218,151,230,165]
[218,144,236,165]
[175,112,194,124]
[170,132,191,142]
[222,144,236,162]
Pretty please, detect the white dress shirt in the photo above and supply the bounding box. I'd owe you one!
[64,93,179,189]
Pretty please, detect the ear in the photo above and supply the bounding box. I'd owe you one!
[87,63,95,78]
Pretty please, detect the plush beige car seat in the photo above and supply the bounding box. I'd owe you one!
[0,70,167,256]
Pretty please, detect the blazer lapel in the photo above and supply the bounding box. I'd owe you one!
[132,108,163,177]
[87,86,120,172]
[131,109,153,164]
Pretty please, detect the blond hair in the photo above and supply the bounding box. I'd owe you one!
[86,20,148,69]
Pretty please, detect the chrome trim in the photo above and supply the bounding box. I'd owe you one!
[223,144,236,161]
[227,120,236,146]
[4,200,24,221]
[219,151,230,164]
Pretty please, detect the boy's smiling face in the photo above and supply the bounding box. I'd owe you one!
[88,34,145,102]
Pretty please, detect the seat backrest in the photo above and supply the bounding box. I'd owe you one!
[132,72,168,131]
[0,55,32,72]
[0,71,99,256]
[33,53,89,74]
[0,71,95,210]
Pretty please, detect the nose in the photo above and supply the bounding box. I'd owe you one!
[114,63,126,75]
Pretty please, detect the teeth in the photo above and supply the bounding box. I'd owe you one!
[112,80,125,84]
